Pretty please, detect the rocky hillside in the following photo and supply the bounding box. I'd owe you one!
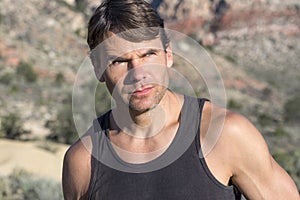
[0,0,299,191]
[0,0,90,138]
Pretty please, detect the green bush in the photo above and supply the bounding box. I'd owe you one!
[258,113,274,127]
[227,98,242,111]
[55,72,65,86]
[0,72,14,85]
[16,61,37,83]
[0,12,3,24]
[0,112,30,139]
[75,0,87,12]
[46,95,78,144]
[262,87,272,97]
[0,169,63,200]
[36,141,59,153]
[95,85,112,116]
[10,84,20,93]
[46,84,112,144]
[284,94,300,124]
[224,55,237,64]
[273,124,287,137]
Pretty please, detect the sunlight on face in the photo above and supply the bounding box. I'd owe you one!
[98,33,173,112]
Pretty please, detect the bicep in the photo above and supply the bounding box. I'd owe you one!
[62,140,91,200]
[226,114,299,199]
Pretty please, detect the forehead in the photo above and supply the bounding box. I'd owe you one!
[102,33,164,56]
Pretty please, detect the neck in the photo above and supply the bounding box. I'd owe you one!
[110,91,183,138]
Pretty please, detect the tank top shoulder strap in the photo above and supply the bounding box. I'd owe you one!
[88,111,111,199]
[195,98,209,155]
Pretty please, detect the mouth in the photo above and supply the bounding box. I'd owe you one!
[131,86,153,97]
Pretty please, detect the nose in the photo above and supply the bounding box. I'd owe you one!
[128,57,142,69]
[129,66,146,82]
[128,59,146,82]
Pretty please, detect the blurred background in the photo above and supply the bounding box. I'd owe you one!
[0,0,299,199]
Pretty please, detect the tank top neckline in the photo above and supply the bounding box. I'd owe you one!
[102,95,189,169]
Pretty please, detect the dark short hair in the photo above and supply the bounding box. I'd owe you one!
[87,0,170,51]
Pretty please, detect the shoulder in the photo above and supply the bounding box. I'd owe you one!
[64,134,92,169]
[62,127,94,200]
[201,101,299,199]
[200,101,270,184]
[201,101,266,151]
[201,101,269,166]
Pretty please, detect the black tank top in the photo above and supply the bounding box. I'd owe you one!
[87,96,242,199]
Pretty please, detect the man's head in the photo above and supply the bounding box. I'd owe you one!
[87,0,169,51]
[87,0,173,113]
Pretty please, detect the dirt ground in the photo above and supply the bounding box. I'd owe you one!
[0,139,69,182]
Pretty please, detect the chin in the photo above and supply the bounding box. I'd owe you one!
[127,86,167,113]
[128,99,157,113]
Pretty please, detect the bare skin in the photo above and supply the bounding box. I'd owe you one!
[200,102,300,199]
[63,35,299,199]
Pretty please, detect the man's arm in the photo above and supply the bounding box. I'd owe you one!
[62,137,92,200]
[225,112,299,199]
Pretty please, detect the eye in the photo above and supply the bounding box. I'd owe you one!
[144,51,157,57]
[111,60,120,65]
[109,59,127,67]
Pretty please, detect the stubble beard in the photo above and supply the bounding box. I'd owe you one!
[128,85,167,114]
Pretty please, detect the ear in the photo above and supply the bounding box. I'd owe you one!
[165,44,173,68]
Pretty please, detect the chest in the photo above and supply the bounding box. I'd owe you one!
[88,141,239,200]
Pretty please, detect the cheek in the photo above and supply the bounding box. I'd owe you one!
[102,71,115,92]
[148,63,168,81]
[104,68,124,84]
[104,70,126,94]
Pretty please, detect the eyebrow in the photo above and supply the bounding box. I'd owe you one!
[107,48,162,61]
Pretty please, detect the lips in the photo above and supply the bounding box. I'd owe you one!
[132,86,153,96]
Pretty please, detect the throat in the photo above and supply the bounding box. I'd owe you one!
[111,100,167,139]
[109,121,180,164]
[107,93,184,164]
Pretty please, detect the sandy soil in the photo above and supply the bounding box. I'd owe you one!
[0,139,69,182]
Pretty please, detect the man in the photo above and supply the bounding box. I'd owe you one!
[62,0,299,199]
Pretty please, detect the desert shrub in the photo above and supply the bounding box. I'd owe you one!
[16,61,37,83]
[284,94,300,124]
[0,112,30,139]
[95,85,112,116]
[227,98,242,111]
[273,124,287,137]
[75,0,87,12]
[262,87,272,97]
[55,72,65,86]
[0,72,14,85]
[0,12,2,24]
[224,55,237,64]
[74,28,82,37]
[46,94,78,144]
[10,83,20,93]
[46,83,112,144]
[36,141,59,153]
[261,87,273,101]
[1,169,63,200]
[0,178,8,199]
[258,113,274,127]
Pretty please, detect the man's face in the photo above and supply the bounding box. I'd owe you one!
[97,33,173,113]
